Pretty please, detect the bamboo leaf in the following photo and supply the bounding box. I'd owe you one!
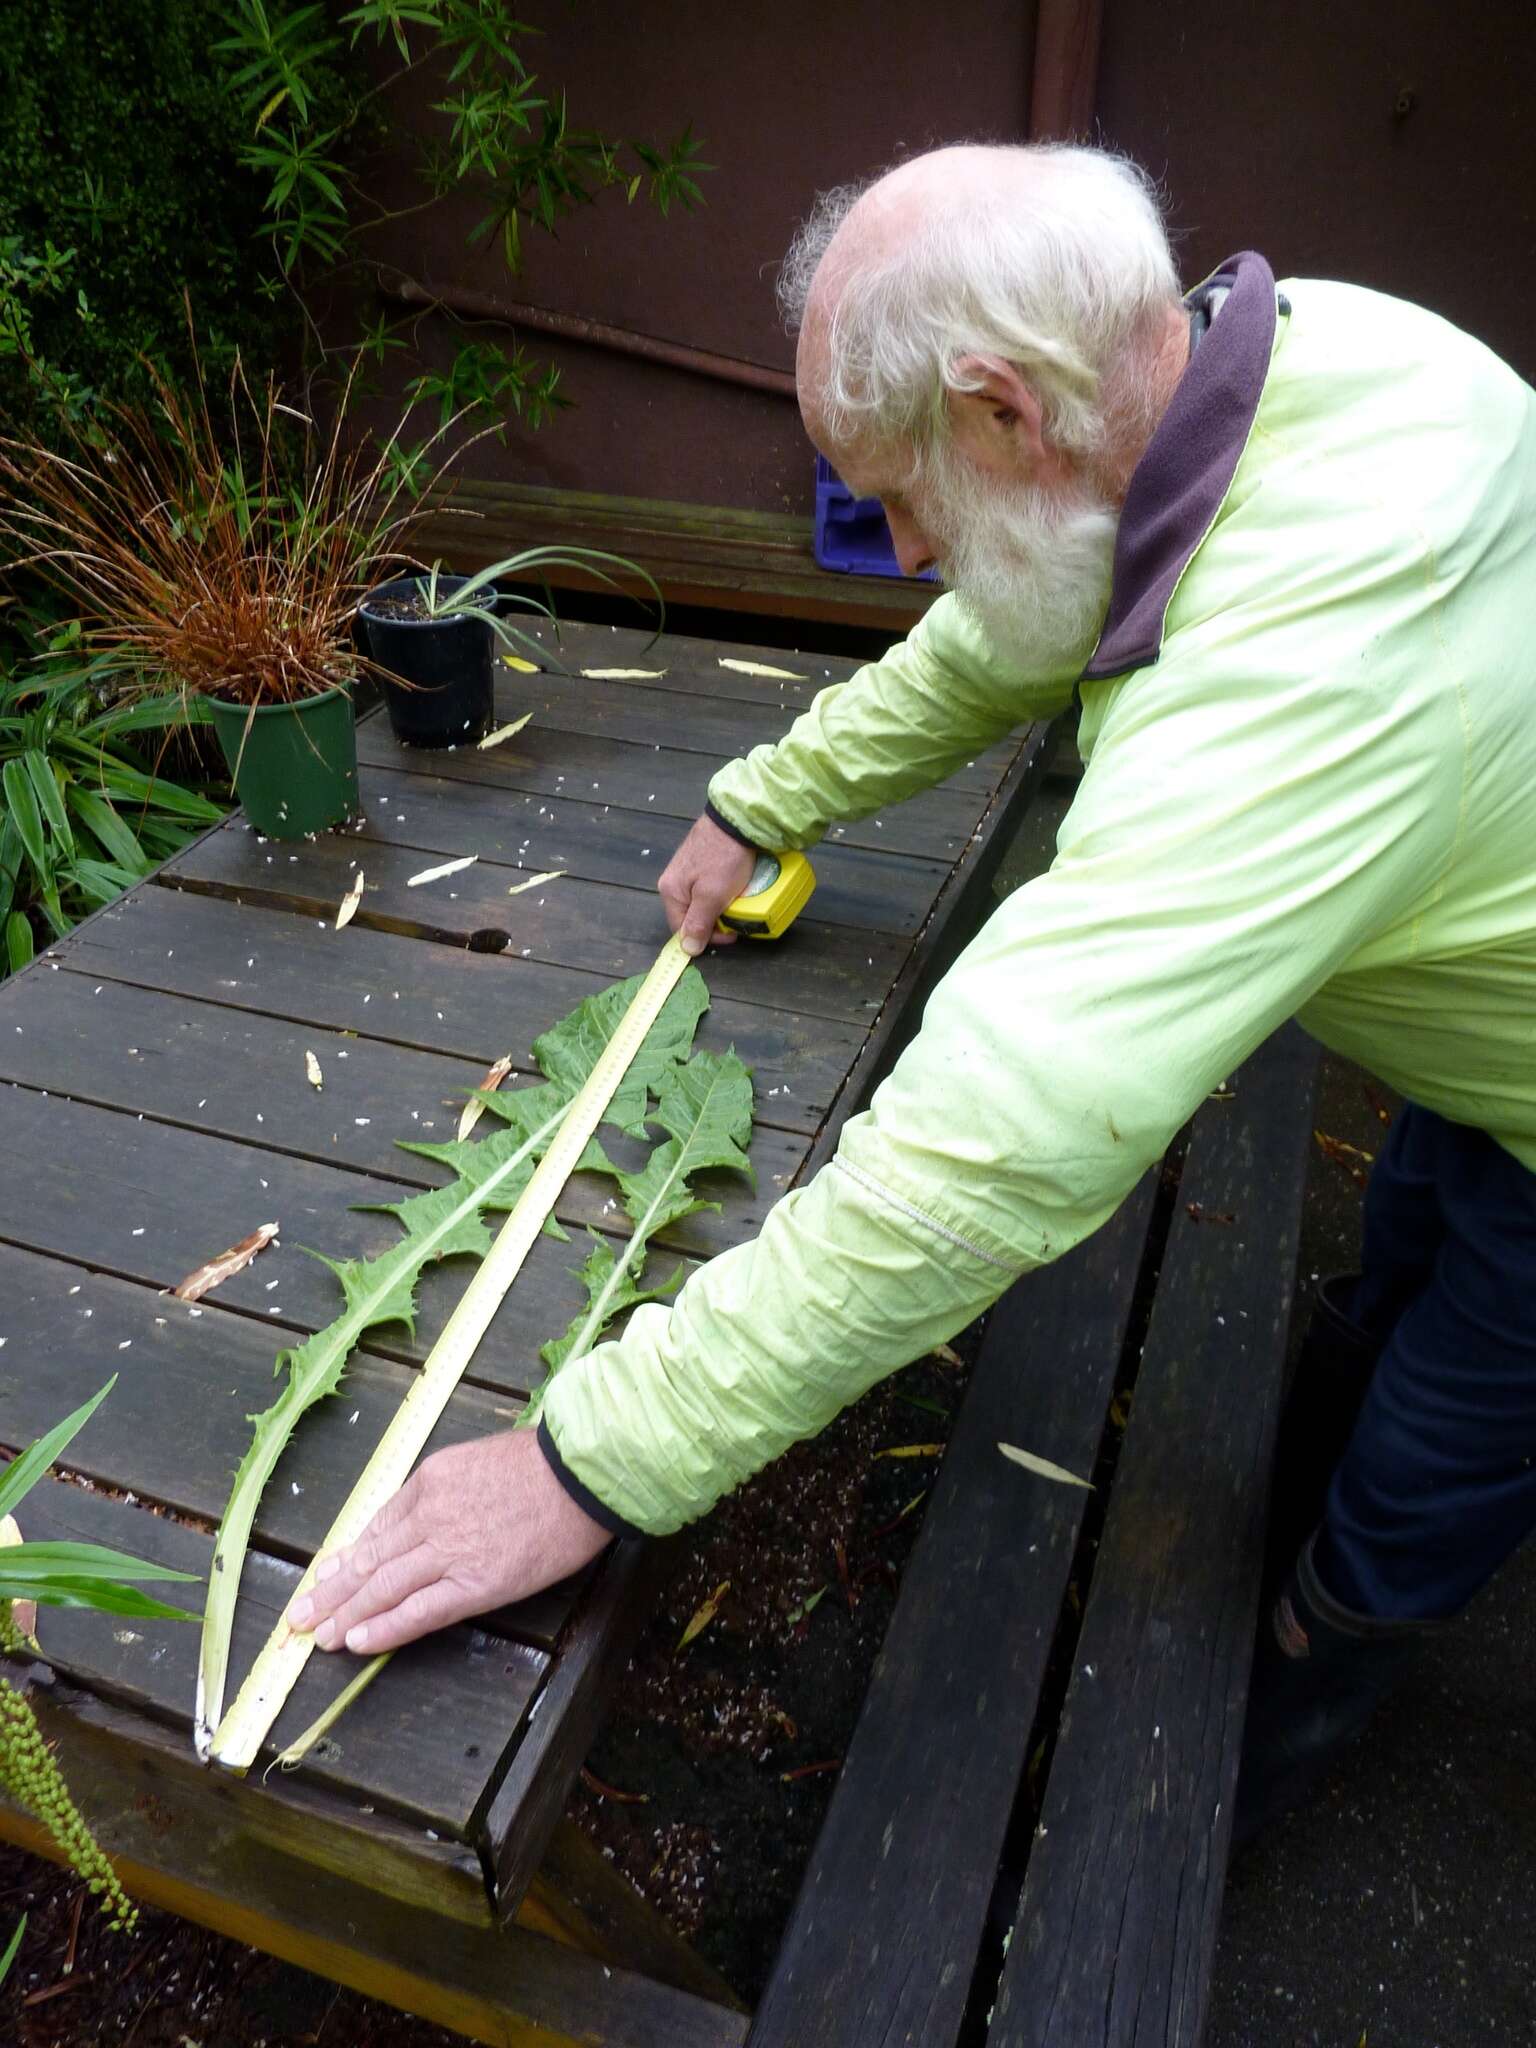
[997,1441,1092,1489]
[335,870,364,928]
[406,854,478,887]
[477,711,533,749]
[717,658,806,680]
[173,1222,280,1302]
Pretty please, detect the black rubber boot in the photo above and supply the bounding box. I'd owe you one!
[1234,1532,1438,1848]
[1264,1275,1381,1593]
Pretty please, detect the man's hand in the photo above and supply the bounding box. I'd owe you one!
[285,1429,612,1656]
[657,814,757,956]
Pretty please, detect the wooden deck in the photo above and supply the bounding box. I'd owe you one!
[0,620,1047,2044]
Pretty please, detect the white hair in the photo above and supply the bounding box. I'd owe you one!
[780,144,1180,462]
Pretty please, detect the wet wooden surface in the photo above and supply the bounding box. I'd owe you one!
[0,626,1046,2031]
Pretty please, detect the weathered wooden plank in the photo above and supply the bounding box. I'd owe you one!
[0,1087,764,1393]
[746,1175,1160,2048]
[15,1478,547,1833]
[48,889,861,1131]
[1,1685,749,2047]
[987,1027,1318,2048]
[355,709,985,864]
[502,672,1011,794]
[0,1242,577,1649]
[515,617,856,712]
[0,971,810,1199]
[347,764,953,938]
[484,1538,677,1923]
[158,833,908,1024]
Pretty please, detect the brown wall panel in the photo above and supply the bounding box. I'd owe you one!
[1095,2,1536,378]
[364,0,1034,510]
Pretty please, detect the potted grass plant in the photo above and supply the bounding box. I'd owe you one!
[0,352,461,840]
[359,550,663,748]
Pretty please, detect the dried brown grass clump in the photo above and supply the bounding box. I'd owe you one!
[0,344,455,710]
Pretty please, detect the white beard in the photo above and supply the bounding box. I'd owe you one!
[916,456,1119,673]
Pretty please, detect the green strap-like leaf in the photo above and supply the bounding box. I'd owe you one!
[0,1378,116,1522]
[2,758,46,877]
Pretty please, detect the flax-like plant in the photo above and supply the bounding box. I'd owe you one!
[409,549,666,671]
[0,331,477,722]
[1,1379,202,1969]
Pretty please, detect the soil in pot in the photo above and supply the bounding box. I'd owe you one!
[205,686,359,840]
[360,574,496,748]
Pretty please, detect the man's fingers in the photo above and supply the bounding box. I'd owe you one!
[334,1578,474,1657]
[309,1543,439,1652]
[286,1492,418,1632]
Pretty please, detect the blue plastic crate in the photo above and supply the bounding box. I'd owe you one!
[812,455,928,579]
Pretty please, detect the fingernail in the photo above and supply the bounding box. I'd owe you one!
[681,934,703,956]
[315,1554,341,1583]
[345,1624,369,1652]
[288,1596,312,1628]
[315,1618,336,1649]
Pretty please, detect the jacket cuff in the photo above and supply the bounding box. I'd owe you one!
[537,1416,644,1539]
[705,800,760,851]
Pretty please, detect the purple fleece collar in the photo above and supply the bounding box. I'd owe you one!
[1079,250,1281,683]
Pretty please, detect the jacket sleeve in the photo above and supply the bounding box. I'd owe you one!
[540,606,1464,1534]
[705,592,1080,850]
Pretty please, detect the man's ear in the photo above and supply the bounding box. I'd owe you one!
[948,353,1052,471]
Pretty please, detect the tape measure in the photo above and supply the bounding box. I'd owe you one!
[719,849,815,940]
[210,936,695,1771]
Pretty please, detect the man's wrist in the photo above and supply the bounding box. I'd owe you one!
[536,1416,643,1539]
[704,800,760,852]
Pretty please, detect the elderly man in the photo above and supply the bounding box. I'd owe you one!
[291,144,1536,1832]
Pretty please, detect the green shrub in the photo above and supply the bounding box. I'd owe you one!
[0,1,296,428]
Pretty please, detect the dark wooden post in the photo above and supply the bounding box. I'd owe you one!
[1029,0,1104,141]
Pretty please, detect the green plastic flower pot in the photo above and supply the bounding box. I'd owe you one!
[205,686,359,840]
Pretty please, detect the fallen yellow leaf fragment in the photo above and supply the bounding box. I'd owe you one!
[501,655,540,672]
[334,871,364,929]
[304,1050,323,1091]
[677,1579,730,1650]
[506,868,565,897]
[875,1443,944,1460]
[998,1441,1092,1489]
[406,854,478,888]
[0,1515,38,1643]
[174,1221,280,1304]
[718,657,806,680]
[457,1053,515,1141]
[929,1341,964,1367]
[477,712,533,751]
[579,666,669,680]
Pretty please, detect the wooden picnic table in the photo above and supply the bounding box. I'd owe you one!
[0,620,1048,2046]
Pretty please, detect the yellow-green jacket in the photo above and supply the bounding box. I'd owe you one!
[539,254,1536,1536]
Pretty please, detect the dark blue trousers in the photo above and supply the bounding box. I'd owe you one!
[1315,1105,1536,1622]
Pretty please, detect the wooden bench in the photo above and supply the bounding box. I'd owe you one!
[749,1024,1319,2048]
[0,619,1048,2045]
[405,479,941,633]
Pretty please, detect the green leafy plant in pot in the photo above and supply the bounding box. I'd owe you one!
[359,550,663,748]
[0,352,460,840]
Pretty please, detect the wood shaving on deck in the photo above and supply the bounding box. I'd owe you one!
[334,871,364,929]
[456,1054,514,1141]
[173,1222,280,1303]
[406,855,478,888]
[718,658,806,680]
[477,711,534,750]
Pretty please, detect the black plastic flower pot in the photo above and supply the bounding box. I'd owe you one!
[204,686,358,840]
[358,574,496,748]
